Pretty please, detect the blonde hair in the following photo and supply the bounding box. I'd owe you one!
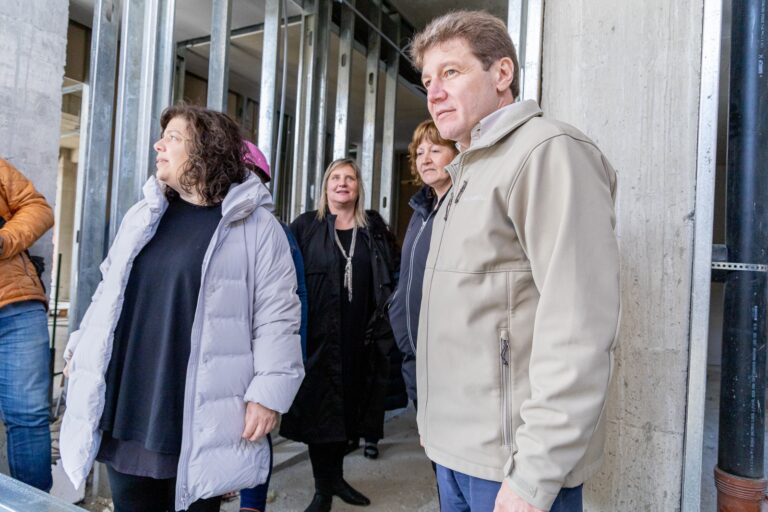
[409,10,520,100]
[316,158,369,227]
[408,120,458,185]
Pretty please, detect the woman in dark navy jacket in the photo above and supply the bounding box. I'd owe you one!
[388,120,457,406]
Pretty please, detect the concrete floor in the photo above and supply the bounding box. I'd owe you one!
[222,407,439,512]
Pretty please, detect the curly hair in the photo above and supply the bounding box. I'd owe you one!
[407,120,458,186]
[159,104,247,205]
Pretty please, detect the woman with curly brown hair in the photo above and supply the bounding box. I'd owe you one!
[60,104,304,512]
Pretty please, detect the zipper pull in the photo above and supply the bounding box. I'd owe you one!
[443,192,455,221]
[454,180,468,203]
[500,333,509,366]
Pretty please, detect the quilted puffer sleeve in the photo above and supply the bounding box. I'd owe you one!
[243,211,304,413]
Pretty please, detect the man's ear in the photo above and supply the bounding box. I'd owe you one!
[494,57,515,93]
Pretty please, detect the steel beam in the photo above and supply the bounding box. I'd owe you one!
[332,0,355,160]
[109,0,146,242]
[177,16,303,50]
[290,11,318,217]
[273,0,291,214]
[360,0,381,208]
[258,0,282,170]
[150,0,176,141]
[680,0,722,508]
[379,13,399,224]
[507,0,543,102]
[71,0,120,330]
[174,46,186,103]
[312,0,332,199]
[207,0,233,111]
[110,0,176,243]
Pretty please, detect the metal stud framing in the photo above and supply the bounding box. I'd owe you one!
[333,0,355,160]
[378,12,400,224]
[507,0,543,102]
[681,0,723,508]
[290,9,318,217]
[361,0,381,209]
[207,0,233,111]
[110,0,176,243]
[258,0,282,169]
[71,0,121,329]
[311,0,332,200]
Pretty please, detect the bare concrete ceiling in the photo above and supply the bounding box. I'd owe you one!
[65,0,509,151]
[388,0,508,31]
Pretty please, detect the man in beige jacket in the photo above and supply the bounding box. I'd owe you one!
[410,11,621,512]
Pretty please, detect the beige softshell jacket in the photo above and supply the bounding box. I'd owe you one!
[416,100,620,510]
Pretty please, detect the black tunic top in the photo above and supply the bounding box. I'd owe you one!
[97,197,221,477]
[336,228,374,435]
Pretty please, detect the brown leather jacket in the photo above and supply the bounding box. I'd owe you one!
[0,159,54,310]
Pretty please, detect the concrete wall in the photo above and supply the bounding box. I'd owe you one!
[540,1,704,510]
[0,0,69,473]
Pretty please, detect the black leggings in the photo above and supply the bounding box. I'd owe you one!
[107,466,222,512]
[308,442,346,481]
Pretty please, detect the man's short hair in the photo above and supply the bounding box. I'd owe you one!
[409,10,520,100]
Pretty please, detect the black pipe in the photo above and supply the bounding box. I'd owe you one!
[717,0,768,480]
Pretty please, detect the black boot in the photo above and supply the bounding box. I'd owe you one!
[304,492,332,512]
[327,478,370,506]
[363,441,379,460]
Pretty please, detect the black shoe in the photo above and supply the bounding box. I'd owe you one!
[363,442,378,460]
[330,479,370,506]
[304,492,332,512]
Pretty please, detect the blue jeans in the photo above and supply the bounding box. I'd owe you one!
[239,433,273,511]
[436,464,582,512]
[0,301,52,491]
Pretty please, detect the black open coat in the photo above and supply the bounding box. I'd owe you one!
[280,210,405,444]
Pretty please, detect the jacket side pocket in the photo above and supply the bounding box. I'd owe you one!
[500,328,513,447]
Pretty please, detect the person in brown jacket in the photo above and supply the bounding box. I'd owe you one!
[0,158,54,491]
[410,11,620,512]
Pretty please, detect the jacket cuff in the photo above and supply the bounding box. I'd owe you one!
[243,371,303,414]
[505,472,559,511]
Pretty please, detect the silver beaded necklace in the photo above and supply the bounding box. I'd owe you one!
[334,226,357,302]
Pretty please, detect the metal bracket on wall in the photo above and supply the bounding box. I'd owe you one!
[711,262,768,272]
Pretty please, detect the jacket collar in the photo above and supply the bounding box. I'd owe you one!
[466,100,542,153]
[409,185,437,220]
[444,100,543,183]
[142,173,272,224]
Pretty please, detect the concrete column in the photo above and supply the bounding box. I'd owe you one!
[0,0,69,474]
[540,1,704,509]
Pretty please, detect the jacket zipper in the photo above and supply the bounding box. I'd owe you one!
[443,192,455,221]
[176,207,245,509]
[405,213,433,354]
[454,180,468,203]
[500,329,513,447]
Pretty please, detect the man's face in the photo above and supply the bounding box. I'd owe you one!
[421,38,513,149]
